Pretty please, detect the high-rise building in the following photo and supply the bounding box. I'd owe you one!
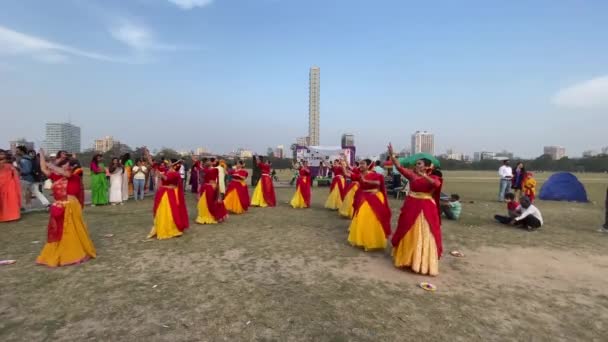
[195,147,208,155]
[45,123,81,154]
[411,131,435,155]
[495,150,514,160]
[474,151,496,161]
[309,66,320,146]
[9,139,35,154]
[275,145,284,159]
[601,146,608,155]
[341,133,355,147]
[544,146,566,160]
[296,136,309,146]
[444,149,463,161]
[94,136,116,153]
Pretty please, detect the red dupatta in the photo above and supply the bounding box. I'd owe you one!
[153,171,189,231]
[227,169,250,209]
[353,172,391,236]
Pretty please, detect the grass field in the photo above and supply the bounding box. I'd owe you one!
[1,171,607,341]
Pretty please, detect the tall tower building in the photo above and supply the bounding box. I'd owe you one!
[543,146,566,160]
[309,66,320,146]
[45,122,81,154]
[411,131,435,155]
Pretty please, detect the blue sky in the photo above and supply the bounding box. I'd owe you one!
[1,0,607,158]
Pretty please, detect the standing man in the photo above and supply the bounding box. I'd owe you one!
[16,146,50,210]
[178,160,186,188]
[498,159,513,202]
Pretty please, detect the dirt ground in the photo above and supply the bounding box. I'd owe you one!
[1,171,607,341]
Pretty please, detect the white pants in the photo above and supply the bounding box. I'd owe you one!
[21,181,50,207]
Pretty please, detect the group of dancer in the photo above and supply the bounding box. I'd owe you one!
[289,143,444,276]
[21,144,444,276]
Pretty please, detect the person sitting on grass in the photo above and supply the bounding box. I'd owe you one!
[440,194,462,220]
[494,192,521,225]
[511,196,543,231]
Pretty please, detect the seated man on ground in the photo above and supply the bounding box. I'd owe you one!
[440,194,462,220]
[511,196,543,231]
[494,192,521,224]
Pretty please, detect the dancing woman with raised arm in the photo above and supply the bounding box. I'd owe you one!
[290,160,312,208]
[251,156,276,207]
[36,148,96,267]
[224,161,250,214]
[145,150,189,240]
[388,143,443,276]
[347,159,391,251]
[324,159,346,210]
[339,161,361,219]
[196,158,228,224]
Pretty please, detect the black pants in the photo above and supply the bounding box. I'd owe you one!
[441,205,456,220]
[495,214,541,230]
[515,215,542,229]
[495,215,513,225]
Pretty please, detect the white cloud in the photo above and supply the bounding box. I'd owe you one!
[552,75,608,109]
[167,0,214,10]
[109,21,176,51]
[0,25,121,63]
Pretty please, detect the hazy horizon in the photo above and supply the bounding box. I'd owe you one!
[1,0,607,158]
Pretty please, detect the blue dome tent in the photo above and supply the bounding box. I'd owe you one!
[539,172,588,202]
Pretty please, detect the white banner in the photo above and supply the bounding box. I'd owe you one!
[296,146,351,167]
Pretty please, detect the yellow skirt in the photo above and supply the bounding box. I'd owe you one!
[339,183,359,218]
[196,190,218,224]
[324,185,343,210]
[148,191,184,240]
[290,187,308,208]
[347,192,387,251]
[392,213,439,276]
[251,181,268,207]
[224,187,245,214]
[37,196,97,267]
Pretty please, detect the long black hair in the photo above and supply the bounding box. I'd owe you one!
[91,154,102,165]
[419,158,433,167]
[121,153,131,166]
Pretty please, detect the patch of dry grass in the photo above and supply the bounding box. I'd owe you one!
[1,172,607,341]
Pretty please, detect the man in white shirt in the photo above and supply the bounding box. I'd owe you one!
[178,161,186,188]
[498,159,513,202]
[513,196,543,231]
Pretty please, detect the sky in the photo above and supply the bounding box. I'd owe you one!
[1,0,607,158]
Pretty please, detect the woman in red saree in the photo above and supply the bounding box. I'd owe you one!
[290,160,312,208]
[339,162,361,219]
[147,155,190,240]
[66,158,85,208]
[196,159,228,224]
[251,156,276,207]
[36,149,96,267]
[325,160,346,210]
[190,157,202,193]
[388,143,443,276]
[0,149,21,222]
[224,161,250,214]
[347,159,391,251]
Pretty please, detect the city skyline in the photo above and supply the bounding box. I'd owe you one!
[7,123,607,159]
[1,1,607,157]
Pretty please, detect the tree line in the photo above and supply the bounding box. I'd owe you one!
[438,154,608,173]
